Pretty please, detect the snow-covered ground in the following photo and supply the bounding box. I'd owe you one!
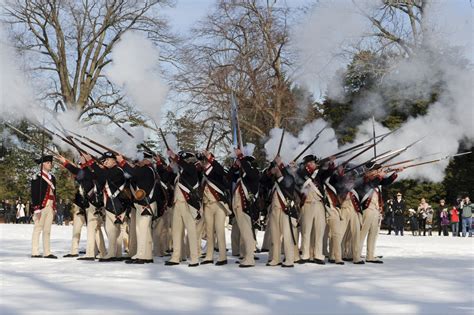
[0,224,473,315]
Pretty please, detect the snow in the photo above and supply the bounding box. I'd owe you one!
[0,224,473,315]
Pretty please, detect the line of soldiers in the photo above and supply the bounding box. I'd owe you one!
[30,147,403,266]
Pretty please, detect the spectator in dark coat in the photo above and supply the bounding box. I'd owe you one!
[440,208,450,236]
[408,208,419,236]
[393,192,406,236]
[436,199,448,236]
[56,199,65,225]
[385,199,394,235]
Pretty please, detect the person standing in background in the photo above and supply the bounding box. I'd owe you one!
[450,206,460,237]
[417,198,429,236]
[425,206,434,236]
[460,196,473,237]
[56,199,65,225]
[436,199,448,236]
[384,198,394,235]
[392,193,406,236]
[440,208,450,236]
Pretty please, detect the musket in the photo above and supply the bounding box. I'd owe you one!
[276,128,285,157]
[320,128,398,163]
[377,137,425,165]
[33,123,99,158]
[230,93,243,150]
[4,123,61,159]
[381,152,442,169]
[159,128,170,150]
[346,137,425,172]
[389,151,472,171]
[372,116,377,158]
[292,125,327,162]
[66,130,132,160]
[205,124,215,151]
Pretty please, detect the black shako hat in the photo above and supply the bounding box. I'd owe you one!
[35,155,53,164]
[302,154,319,165]
[178,151,196,161]
[101,151,116,160]
[242,155,256,163]
[365,161,382,171]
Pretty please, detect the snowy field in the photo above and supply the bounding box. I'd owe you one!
[0,224,473,315]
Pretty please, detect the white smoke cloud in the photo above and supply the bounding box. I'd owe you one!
[292,0,373,98]
[105,31,169,125]
[293,1,474,182]
[264,119,338,164]
[0,27,40,121]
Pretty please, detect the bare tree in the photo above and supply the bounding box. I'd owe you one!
[173,0,313,155]
[2,0,176,122]
[353,0,428,57]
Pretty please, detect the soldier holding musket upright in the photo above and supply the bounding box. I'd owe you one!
[85,152,126,262]
[165,150,201,267]
[230,148,260,268]
[59,155,106,260]
[199,150,231,266]
[31,155,58,259]
[117,152,157,264]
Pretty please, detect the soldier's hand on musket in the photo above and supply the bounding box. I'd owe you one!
[203,150,211,160]
[329,155,337,162]
[394,167,404,173]
[79,155,86,164]
[116,154,124,163]
[167,149,176,158]
[58,156,67,164]
[234,148,242,157]
[83,153,92,162]
[274,156,282,166]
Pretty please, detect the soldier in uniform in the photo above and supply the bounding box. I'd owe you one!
[295,155,333,264]
[60,155,106,260]
[165,150,201,267]
[266,156,299,267]
[117,152,157,264]
[199,150,231,266]
[229,148,260,268]
[31,155,57,259]
[86,152,126,262]
[355,163,402,263]
[153,155,175,257]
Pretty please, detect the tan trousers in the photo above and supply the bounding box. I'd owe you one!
[338,198,362,262]
[233,192,255,266]
[230,215,241,256]
[134,203,156,260]
[70,205,86,255]
[261,210,272,251]
[359,197,381,261]
[104,210,122,259]
[268,194,297,266]
[327,207,344,263]
[203,201,227,262]
[84,205,106,258]
[300,196,326,261]
[128,208,137,257]
[152,214,168,256]
[31,201,54,256]
[196,217,205,257]
[169,189,199,264]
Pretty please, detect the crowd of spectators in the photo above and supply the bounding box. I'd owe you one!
[384,194,473,237]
